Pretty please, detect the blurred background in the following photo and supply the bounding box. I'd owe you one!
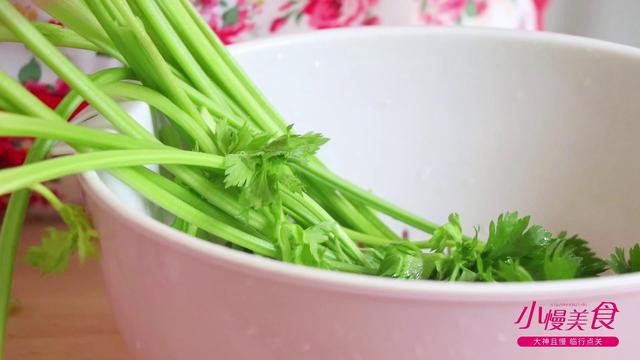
[547,0,640,47]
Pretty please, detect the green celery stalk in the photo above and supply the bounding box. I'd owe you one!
[0,5,274,240]
[175,0,288,132]
[154,0,280,134]
[133,167,263,237]
[101,82,217,153]
[55,67,134,119]
[111,168,276,257]
[129,0,221,102]
[173,0,402,240]
[34,0,121,59]
[342,228,406,247]
[0,71,68,356]
[0,114,160,150]
[0,149,225,196]
[345,197,403,240]
[0,1,150,140]
[0,97,16,112]
[0,23,102,53]
[293,163,440,234]
[89,0,207,132]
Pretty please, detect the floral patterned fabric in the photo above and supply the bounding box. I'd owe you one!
[0,0,548,213]
[190,0,547,44]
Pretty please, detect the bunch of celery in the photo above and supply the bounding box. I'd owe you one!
[0,0,638,354]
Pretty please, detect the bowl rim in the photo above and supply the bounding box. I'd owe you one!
[80,26,640,301]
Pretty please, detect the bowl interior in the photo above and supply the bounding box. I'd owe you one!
[99,28,640,258]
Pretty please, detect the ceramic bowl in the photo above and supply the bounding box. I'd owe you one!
[80,27,640,360]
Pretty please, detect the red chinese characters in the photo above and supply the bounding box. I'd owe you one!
[591,302,619,330]
[515,301,619,331]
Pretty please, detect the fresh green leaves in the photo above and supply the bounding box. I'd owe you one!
[26,204,99,275]
[265,125,328,163]
[378,214,482,281]
[277,222,332,268]
[558,233,607,278]
[378,211,620,282]
[425,213,483,281]
[475,212,609,282]
[220,122,328,208]
[427,213,465,252]
[608,244,640,274]
[377,245,424,280]
[26,228,74,274]
[214,121,270,156]
[224,154,256,188]
[483,212,549,261]
[495,259,534,282]
[543,238,582,280]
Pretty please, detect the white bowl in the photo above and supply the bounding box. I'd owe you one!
[80,27,640,359]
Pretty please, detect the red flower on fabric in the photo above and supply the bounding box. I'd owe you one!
[194,0,259,44]
[270,16,288,33]
[302,0,377,29]
[362,14,380,25]
[270,0,378,33]
[302,0,343,29]
[0,79,86,213]
[0,137,33,212]
[0,138,28,169]
[22,79,87,118]
[533,0,549,30]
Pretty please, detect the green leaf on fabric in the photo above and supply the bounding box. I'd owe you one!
[18,56,41,84]
[222,6,239,28]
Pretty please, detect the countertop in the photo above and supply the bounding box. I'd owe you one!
[6,219,130,360]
